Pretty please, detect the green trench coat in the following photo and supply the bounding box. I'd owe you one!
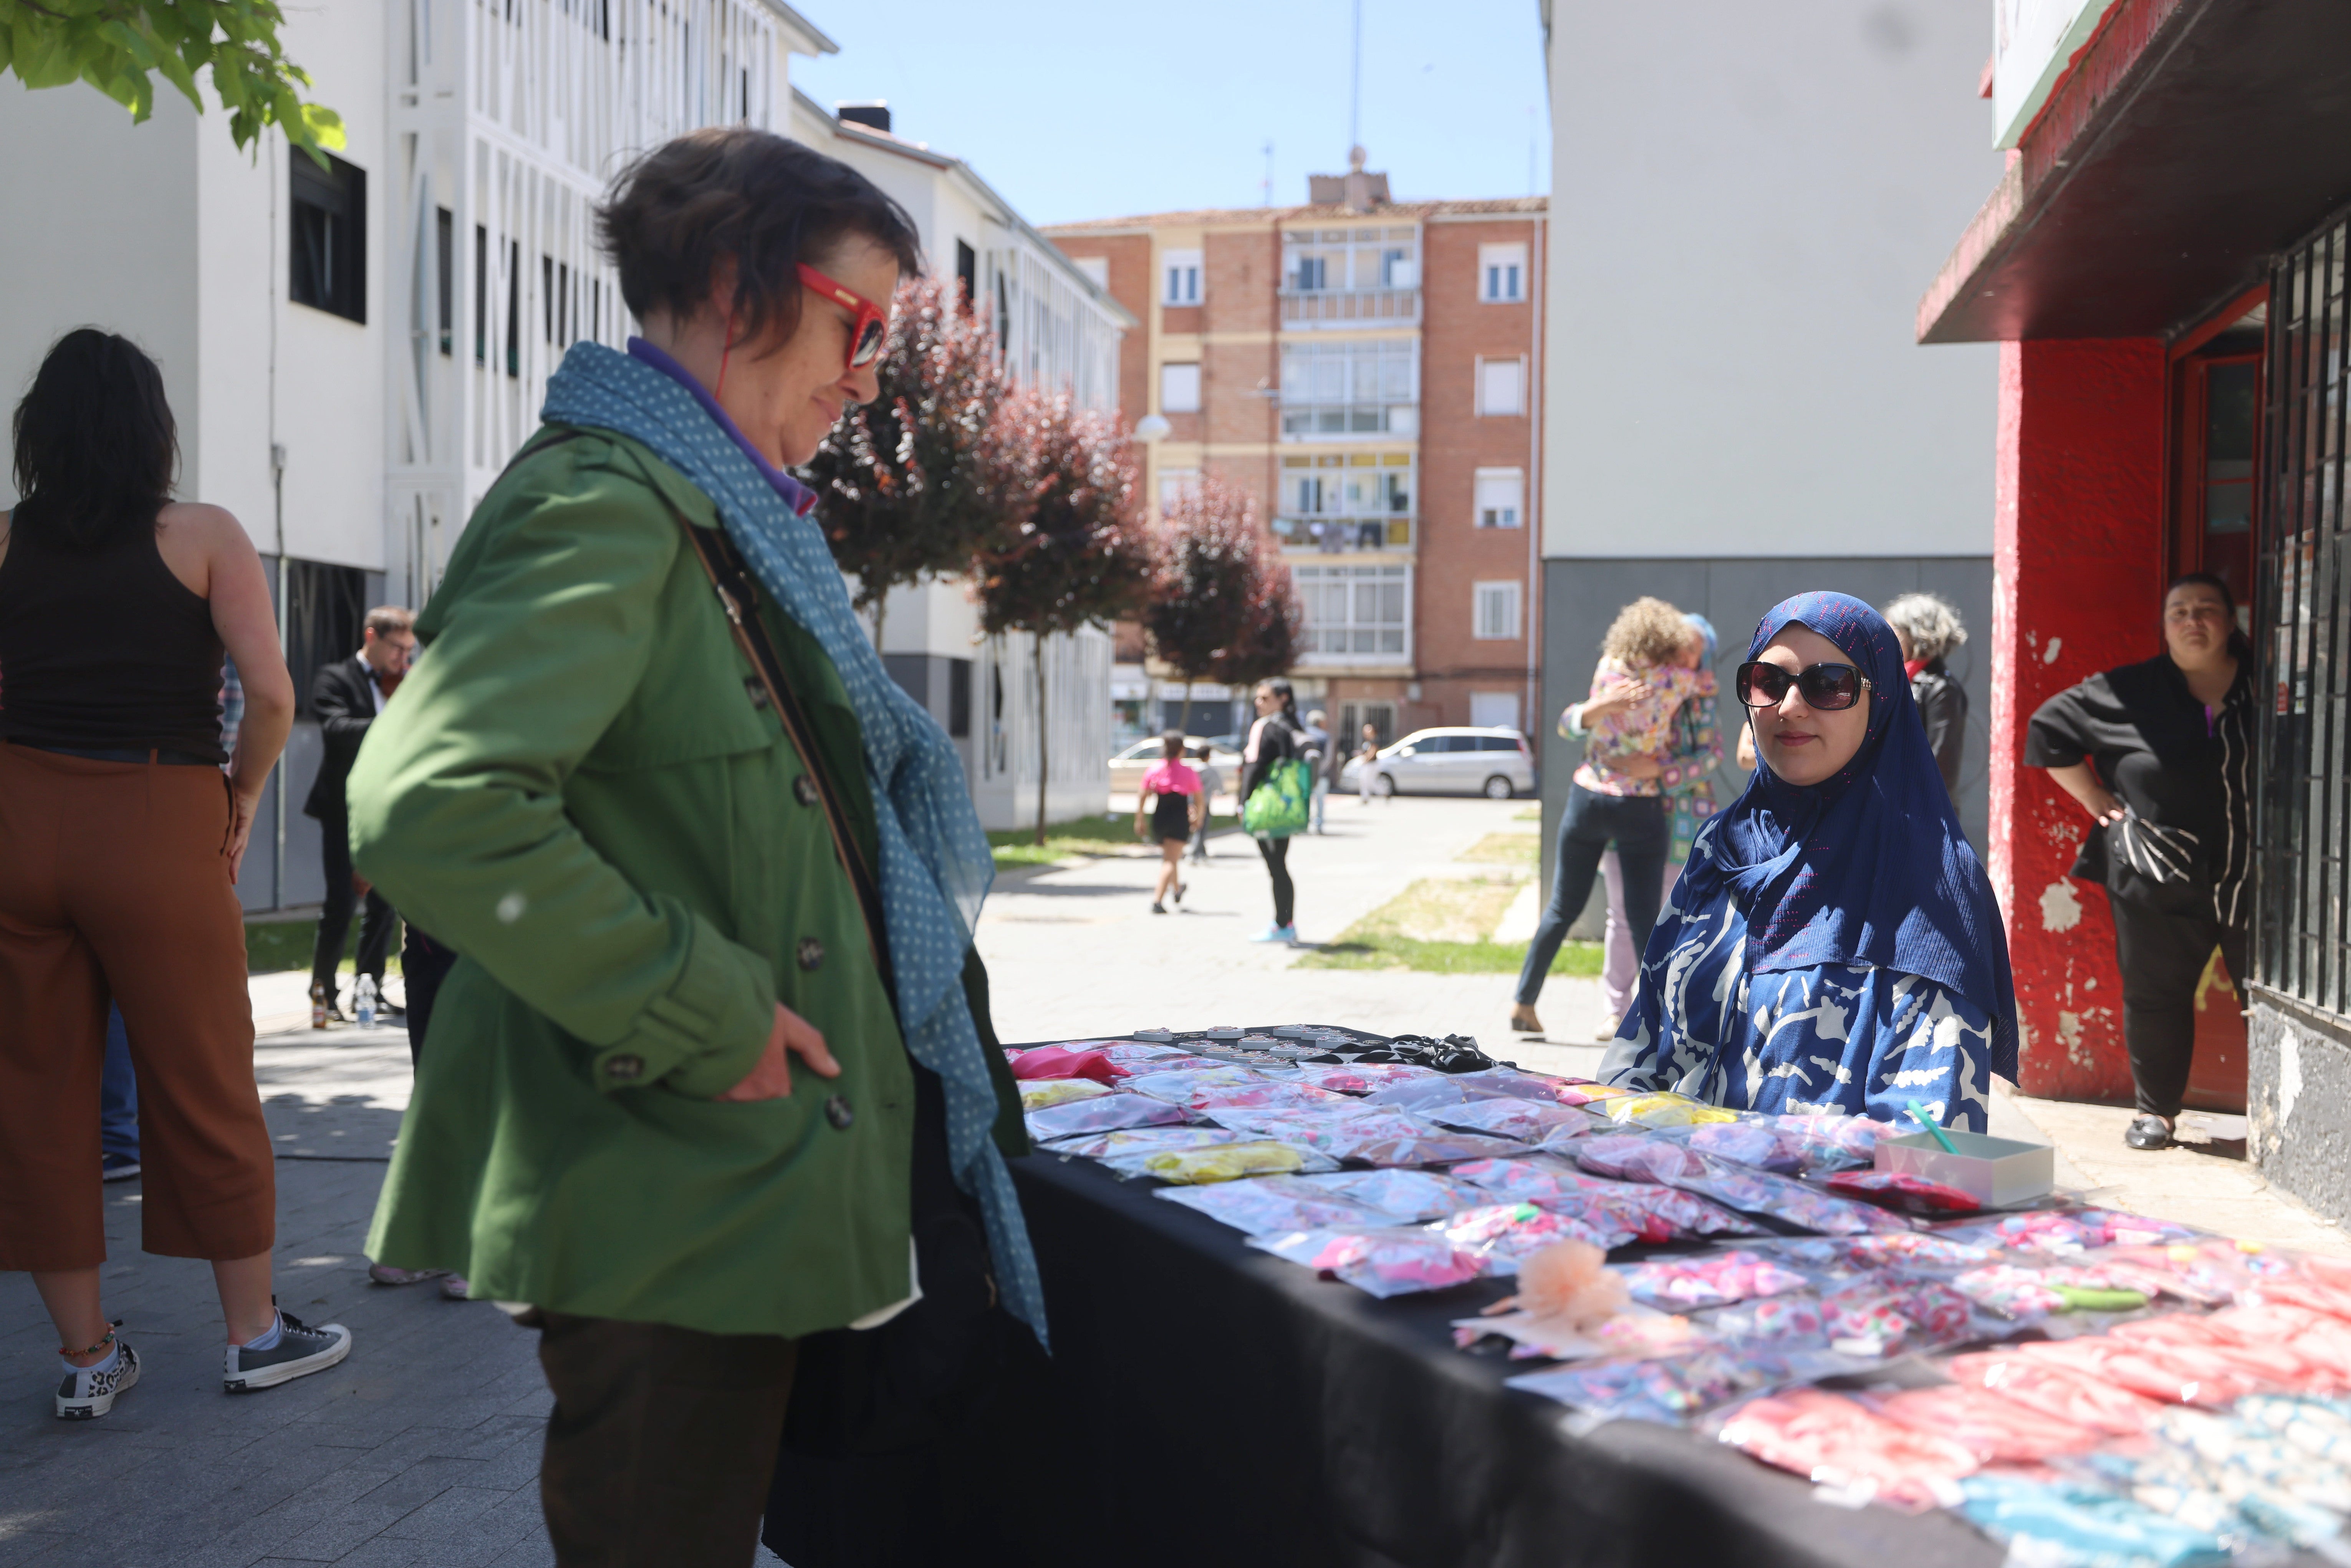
[351,427,1024,1339]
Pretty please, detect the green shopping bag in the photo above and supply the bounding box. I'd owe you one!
[1243,757,1315,839]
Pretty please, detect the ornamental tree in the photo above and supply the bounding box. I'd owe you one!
[973,391,1160,844]
[801,274,1022,649]
[1209,530,1303,693]
[1143,474,1262,735]
[0,1,344,158]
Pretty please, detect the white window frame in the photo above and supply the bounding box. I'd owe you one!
[1161,248,1202,306]
[1072,255,1110,289]
[1292,563,1411,664]
[1474,467,1524,530]
[1477,243,1528,303]
[1473,580,1523,641]
[1159,361,1202,414]
[1475,355,1527,417]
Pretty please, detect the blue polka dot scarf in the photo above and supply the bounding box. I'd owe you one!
[541,339,1046,1348]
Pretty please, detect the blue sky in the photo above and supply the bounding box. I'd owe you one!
[790,0,1552,227]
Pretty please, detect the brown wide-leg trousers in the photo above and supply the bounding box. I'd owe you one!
[0,742,275,1269]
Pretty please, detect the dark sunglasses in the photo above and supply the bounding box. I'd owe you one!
[1735,660,1874,712]
[796,262,888,369]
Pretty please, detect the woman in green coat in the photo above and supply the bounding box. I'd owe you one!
[348,129,1036,1568]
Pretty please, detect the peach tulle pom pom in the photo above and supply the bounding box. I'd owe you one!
[1513,1240,1629,1331]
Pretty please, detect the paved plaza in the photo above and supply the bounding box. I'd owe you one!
[1,796,2341,1564]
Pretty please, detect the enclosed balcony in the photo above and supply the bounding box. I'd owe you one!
[1280,225,1421,329]
[1280,341,1417,441]
[1273,452,1414,553]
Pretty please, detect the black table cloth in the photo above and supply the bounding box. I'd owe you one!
[1009,1149,2004,1568]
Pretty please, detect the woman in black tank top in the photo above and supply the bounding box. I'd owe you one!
[0,330,338,1422]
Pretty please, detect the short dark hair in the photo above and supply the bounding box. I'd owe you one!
[2167,571,2251,657]
[365,606,415,639]
[10,328,178,553]
[596,129,921,352]
[1161,730,1186,759]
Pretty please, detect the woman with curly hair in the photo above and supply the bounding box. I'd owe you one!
[1511,596,1710,1036]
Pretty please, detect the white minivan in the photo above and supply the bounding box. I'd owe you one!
[1338,727,1535,799]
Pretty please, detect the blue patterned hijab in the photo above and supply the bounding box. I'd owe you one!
[539,340,1045,1346]
[1680,592,2017,1078]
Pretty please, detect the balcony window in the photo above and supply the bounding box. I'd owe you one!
[1281,341,1417,437]
[1277,452,1412,551]
[1474,468,1524,529]
[1281,225,1420,327]
[1293,563,1409,659]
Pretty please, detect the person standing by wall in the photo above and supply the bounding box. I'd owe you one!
[1355,723,1382,806]
[1242,677,1307,944]
[349,129,1040,1565]
[0,328,350,1421]
[1882,592,1970,797]
[1510,598,1704,1038]
[1300,708,1333,835]
[305,608,414,1027]
[1133,732,1204,914]
[2025,573,2252,1151]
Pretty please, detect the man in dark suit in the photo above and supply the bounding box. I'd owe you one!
[306,606,415,1024]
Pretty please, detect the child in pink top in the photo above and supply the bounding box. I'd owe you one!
[1132,733,1205,913]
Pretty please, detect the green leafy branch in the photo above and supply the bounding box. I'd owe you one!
[0,0,344,159]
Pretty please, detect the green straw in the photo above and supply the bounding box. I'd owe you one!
[1906,1099,1959,1153]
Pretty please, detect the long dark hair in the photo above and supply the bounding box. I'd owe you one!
[10,328,178,553]
[1256,676,1299,726]
[2166,571,2254,660]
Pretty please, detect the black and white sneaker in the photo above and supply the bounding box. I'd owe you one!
[222,1310,353,1392]
[55,1341,139,1419]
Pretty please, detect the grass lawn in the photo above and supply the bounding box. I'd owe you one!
[988,813,1237,871]
[1296,876,1601,977]
[1456,831,1540,868]
[245,916,402,977]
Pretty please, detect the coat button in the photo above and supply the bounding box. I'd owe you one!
[744,676,772,710]
[796,937,825,971]
[793,775,819,807]
[604,1054,644,1082]
[825,1093,854,1130]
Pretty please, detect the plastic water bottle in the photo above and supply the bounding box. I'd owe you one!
[355,975,377,1029]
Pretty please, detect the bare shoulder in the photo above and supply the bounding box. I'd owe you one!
[158,500,251,545]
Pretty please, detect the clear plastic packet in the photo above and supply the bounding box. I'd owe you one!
[1626,1185,1769,1240]
[1018,1077,1113,1112]
[1450,1156,1758,1242]
[1340,1126,1525,1168]
[1616,1250,1811,1310]
[1430,1202,1627,1270]
[1702,1294,1826,1346]
[1551,1081,1638,1108]
[1656,1119,1803,1173]
[1185,1080,1354,1113]
[1945,1349,2164,1437]
[1451,1154,1600,1204]
[1106,1140,1339,1185]
[1508,1347,1820,1427]
[2012,1333,2259,1407]
[1359,1076,1527,1113]
[1816,1272,1977,1357]
[1250,1225,1486,1298]
[1769,1113,1886,1169]
[1952,1472,2232,1568]
[1753,1231,1995,1277]
[2079,1412,2349,1552]
[1714,1388,1979,1510]
[1096,1041,1196,1064]
[2110,1312,2333,1392]
[1597,1092,1742,1128]
[1452,1068,1581,1103]
[2213,1305,2351,1383]
[1951,1263,2068,1320]
[1293,1168,1483,1223]
[1421,1097,1601,1143]
[1824,1169,1981,1215]
[1155,1175,1389,1237]
[1290,1060,1440,1096]
[1037,1123,1242,1160]
[1865,1383,2104,1464]
[1575,1135,1710,1183]
[2088,1240,2258,1305]
[1123,1066,1262,1103]
[1578,1140,1909,1235]
[1007,1045,1127,1084]
[1023,1091,1192,1141]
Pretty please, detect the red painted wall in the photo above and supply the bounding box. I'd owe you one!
[1991,338,2168,1103]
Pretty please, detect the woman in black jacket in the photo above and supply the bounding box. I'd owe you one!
[1241,677,1306,944]
[1882,591,1969,796]
[2026,573,2252,1150]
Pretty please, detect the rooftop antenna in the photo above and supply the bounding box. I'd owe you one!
[1348,0,1362,157]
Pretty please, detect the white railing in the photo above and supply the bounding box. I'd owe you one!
[1279,287,1421,328]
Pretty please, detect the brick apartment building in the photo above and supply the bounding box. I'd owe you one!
[1044,164,1547,750]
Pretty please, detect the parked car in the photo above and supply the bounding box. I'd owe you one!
[1338,727,1533,799]
[1108,734,1243,795]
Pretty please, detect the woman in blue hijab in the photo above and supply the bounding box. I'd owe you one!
[1598,593,2018,1128]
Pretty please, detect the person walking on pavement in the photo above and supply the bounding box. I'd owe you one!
[2025,573,2252,1151]
[1133,732,1204,913]
[349,129,1041,1568]
[0,328,351,1421]
[1510,597,1705,1038]
[1186,743,1224,863]
[1882,592,1970,797]
[305,607,414,1026]
[1300,707,1333,833]
[1242,677,1308,943]
[1356,722,1382,805]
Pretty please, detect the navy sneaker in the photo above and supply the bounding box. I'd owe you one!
[223,1310,352,1393]
[55,1341,139,1419]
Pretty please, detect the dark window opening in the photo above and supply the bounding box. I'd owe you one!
[544,257,575,347]
[285,561,368,718]
[955,240,977,312]
[504,239,519,376]
[436,207,453,356]
[289,150,366,323]
[474,224,487,365]
[948,657,972,738]
[995,273,1010,353]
